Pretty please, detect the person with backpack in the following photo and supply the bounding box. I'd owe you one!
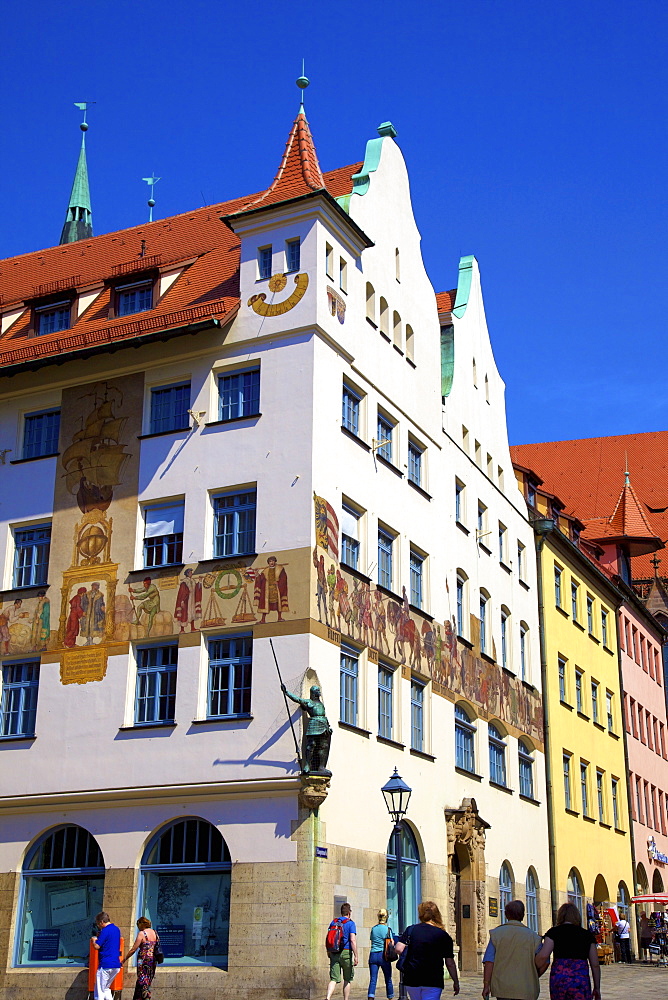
[368,907,395,1000]
[326,903,359,1000]
[614,915,631,963]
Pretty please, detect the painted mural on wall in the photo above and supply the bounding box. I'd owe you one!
[311,493,543,744]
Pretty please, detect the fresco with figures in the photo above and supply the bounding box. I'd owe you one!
[0,374,309,683]
[312,493,543,745]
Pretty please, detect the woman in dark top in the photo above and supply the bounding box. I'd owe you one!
[395,900,459,999]
[535,903,601,1000]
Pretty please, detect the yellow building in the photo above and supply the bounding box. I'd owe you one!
[514,466,634,934]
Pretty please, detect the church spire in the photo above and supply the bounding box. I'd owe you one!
[60,103,93,245]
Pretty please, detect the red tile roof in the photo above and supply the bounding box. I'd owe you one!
[0,161,361,372]
[511,432,668,577]
[243,110,326,209]
[436,290,457,314]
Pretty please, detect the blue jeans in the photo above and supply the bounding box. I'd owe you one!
[368,950,394,998]
[406,988,442,1000]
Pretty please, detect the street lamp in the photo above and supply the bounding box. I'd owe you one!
[382,768,412,932]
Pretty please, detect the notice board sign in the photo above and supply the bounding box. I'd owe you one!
[488,897,498,918]
[31,929,60,961]
[156,925,185,958]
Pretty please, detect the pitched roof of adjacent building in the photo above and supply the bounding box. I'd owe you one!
[511,432,668,577]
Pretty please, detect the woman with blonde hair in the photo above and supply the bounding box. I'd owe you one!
[122,916,159,1000]
[368,908,395,1000]
[535,902,600,1000]
[395,901,459,998]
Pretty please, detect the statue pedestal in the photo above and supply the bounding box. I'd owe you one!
[299,773,331,810]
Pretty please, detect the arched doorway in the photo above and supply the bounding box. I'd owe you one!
[617,881,630,919]
[445,798,490,973]
[567,869,584,918]
[636,863,649,896]
[140,817,231,967]
[16,824,105,966]
[653,869,664,894]
[593,874,610,907]
[386,822,421,932]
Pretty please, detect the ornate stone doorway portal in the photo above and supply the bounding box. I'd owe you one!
[445,798,490,973]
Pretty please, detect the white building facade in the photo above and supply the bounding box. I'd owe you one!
[0,107,549,1000]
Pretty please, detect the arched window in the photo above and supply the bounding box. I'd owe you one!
[519,740,535,799]
[526,869,539,932]
[456,570,468,638]
[479,590,490,655]
[472,357,477,387]
[395,247,401,282]
[500,607,510,670]
[405,324,414,361]
[140,818,231,967]
[519,623,529,682]
[488,723,507,787]
[366,283,376,325]
[567,868,583,917]
[653,868,665,893]
[484,374,489,402]
[499,862,512,922]
[17,825,105,966]
[379,298,389,338]
[617,881,630,920]
[393,311,402,349]
[386,822,421,930]
[455,704,476,773]
[636,862,649,895]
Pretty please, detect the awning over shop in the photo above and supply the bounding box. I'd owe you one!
[631,894,668,904]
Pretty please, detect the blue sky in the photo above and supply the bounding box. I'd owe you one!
[1,0,666,445]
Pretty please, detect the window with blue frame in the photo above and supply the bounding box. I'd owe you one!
[143,502,184,567]
[376,412,394,463]
[16,825,105,967]
[1,661,39,737]
[408,440,423,487]
[23,409,60,460]
[455,704,476,772]
[378,664,393,739]
[342,383,361,436]
[411,679,424,752]
[140,818,231,968]
[212,490,256,557]
[135,644,177,724]
[499,863,512,922]
[150,382,190,434]
[36,301,71,335]
[479,593,489,653]
[456,572,466,636]
[340,643,359,726]
[500,609,509,669]
[488,723,507,786]
[218,368,260,421]
[377,527,394,590]
[410,548,424,608]
[13,525,51,588]
[207,635,252,717]
[116,280,153,316]
[341,501,361,571]
[258,246,272,279]
[519,741,535,798]
[526,869,539,932]
[286,239,300,272]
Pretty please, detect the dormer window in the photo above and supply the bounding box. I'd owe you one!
[116,280,153,317]
[35,300,72,335]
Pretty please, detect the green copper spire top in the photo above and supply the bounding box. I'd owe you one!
[60,103,94,245]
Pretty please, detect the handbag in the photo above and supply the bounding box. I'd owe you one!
[384,926,399,963]
[153,934,164,965]
[396,925,412,972]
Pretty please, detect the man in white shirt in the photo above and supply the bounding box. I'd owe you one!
[615,916,631,963]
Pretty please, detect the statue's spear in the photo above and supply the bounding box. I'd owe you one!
[269,638,303,770]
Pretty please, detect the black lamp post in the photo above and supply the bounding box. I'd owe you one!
[382,768,412,933]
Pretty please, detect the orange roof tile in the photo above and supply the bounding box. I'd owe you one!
[0,163,360,371]
[436,290,457,314]
[511,432,668,577]
[243,110,326,209]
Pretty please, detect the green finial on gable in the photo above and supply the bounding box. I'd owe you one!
[60,103,94,245]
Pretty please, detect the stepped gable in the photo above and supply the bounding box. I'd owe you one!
[0,164,360,372]
[511,432,668,577]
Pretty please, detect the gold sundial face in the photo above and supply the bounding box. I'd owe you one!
[248,273,308,317]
